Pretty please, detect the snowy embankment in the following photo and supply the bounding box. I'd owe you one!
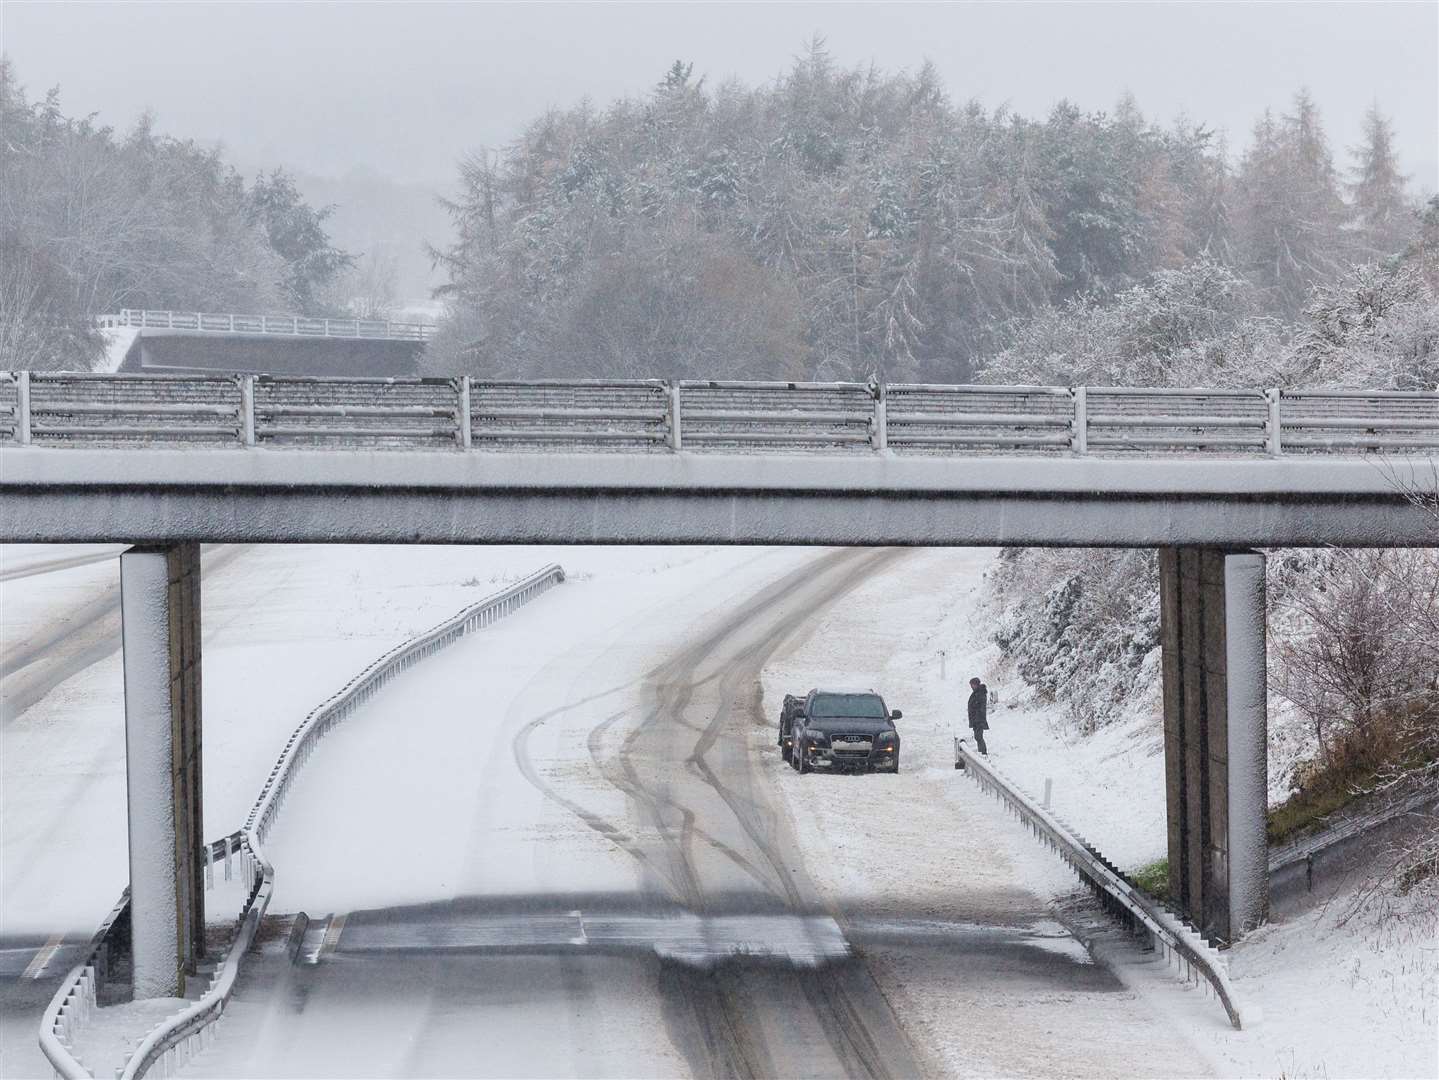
[976,594,1438,1078]
[97,326,139,372]
[762,546,1436,1079]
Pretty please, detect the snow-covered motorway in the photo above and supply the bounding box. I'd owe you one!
[2,543,1220,1078]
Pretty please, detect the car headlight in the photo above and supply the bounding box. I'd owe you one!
[807,733,829,747]
[876,731,897,747]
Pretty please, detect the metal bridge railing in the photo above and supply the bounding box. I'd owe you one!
[955,739,1253,1030]
[3,373,1436,455]
[98,309,435,342]
[39,565,566,1080]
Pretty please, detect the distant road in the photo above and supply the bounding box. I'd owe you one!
[0,546,128,583]
[1,545,248,724]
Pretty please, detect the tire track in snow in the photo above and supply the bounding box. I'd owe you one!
[587,707,776,898]
[605,546,918,1080]
[500,546,922,1079]
[511,702,684,899]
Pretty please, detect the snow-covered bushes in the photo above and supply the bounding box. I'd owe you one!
[991,548,1160,733]
[981,258,1282,388]
[1288,258,1439,390]
[982,243,1439,850]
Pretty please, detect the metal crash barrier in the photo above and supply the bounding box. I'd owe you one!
[3,372,1435,455]
[40,566,566,1079]
[954,739,1253,1030]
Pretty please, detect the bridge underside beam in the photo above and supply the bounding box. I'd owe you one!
[4,450,1433,547]
[6,489,1435,548]
[121,543,204,998]
[1160,547,1269,943]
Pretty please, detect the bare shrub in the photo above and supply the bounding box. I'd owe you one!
[1275,548,1439,907]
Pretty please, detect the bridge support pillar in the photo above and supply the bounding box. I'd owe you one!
[1159,547,1269,943]
[121,543,204,998]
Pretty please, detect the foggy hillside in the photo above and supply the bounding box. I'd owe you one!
[291,168,453,303]
[428,45,1427,383]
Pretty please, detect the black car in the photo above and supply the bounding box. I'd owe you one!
[788,690,902,774]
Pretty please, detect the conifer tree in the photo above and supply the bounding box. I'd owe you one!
[1235,92,1346,316]
[1349,104,1413,258]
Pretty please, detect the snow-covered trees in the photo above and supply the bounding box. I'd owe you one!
[433,63,1420,384]
[985,232,1438,863]
[1234,96,1345,318]
[1274,550,1439,768]
[246,171,353,314]
[1349,106,1412,262]
[0,62,349,369]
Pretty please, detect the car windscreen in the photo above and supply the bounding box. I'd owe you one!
[808,694,886,719]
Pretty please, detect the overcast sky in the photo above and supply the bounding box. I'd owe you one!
[4,1,1436,195]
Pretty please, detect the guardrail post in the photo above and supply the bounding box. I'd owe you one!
[16,370,31,445]
[871,382,887,451]
[1265,389,1282,456]
[667,381,683,451]
[1071,386,1088,455]
[457,376,472,450]
[239,376,256,447]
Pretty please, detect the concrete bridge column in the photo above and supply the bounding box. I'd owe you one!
[121,543,204,998]
[1159,547,1269,943]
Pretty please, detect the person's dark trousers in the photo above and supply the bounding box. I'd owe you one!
[972,728,987,755]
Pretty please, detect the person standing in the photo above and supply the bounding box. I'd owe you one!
[967,676,989,754]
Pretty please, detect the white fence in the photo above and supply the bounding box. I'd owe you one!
[3,373,1436,455]
[98,309,435,343]
[39,565,566,1080]
[955,740,1252,1030]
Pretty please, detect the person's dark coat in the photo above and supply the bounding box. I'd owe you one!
[967,684,989,731]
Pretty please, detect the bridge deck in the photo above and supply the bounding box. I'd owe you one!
[3,374,1434,546]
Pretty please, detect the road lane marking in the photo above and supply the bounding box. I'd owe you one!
[22,933,65,979]
[317,913,347,959]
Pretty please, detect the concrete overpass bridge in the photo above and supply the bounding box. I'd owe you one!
[2,373,1435,1024]
[99,308,433,377]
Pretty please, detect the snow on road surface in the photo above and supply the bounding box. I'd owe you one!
[177,544,1208,1079]
[1,544,746,937]
[183,545,908,1078]
[1,544,774,1079]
